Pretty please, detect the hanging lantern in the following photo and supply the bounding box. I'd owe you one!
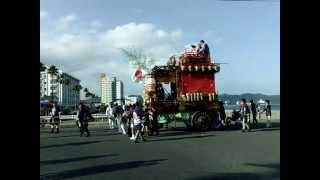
[181,94,186,101]
[213,65,218,71]
[201,65,205,72]
[200,92,203,101]
[212,92,215,101]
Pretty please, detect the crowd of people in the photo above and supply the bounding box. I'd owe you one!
[47,101,158,143]
[104,102,158,143]
[219,99,272,132]
[185,40,210,57]
[47,98,272,138]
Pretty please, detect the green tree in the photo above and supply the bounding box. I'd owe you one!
[84,88,89,93]
[47,65,59,76]
[64,79,70,86]
[40,62,47,97]
[73,84,83,109]
[40,61,46,72]
[47,65,59,102]
[73,84,83,92]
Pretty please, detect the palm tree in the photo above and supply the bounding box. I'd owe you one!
[73,84,83,92]
[47,65,59,76]
[83,88,96,99]
[56,74,64,85]
[73,84,83,109]
[84,88,95,99]
[64,79,70,85]
[47,65,59,102]
[40,62,47,97]
[40,61,46,72]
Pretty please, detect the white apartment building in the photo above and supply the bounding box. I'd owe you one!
[115,79,124,104]
[100,73,113,105]
[100,74,124,105]
[40,68,80,108]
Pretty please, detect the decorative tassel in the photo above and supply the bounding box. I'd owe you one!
[200,93,203,101]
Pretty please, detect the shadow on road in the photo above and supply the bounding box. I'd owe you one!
[220,122,280,132]
[44,134,82,139]
[186,162,280,180]
[249,122,280,132]
[40,140,105,149]
[44,132,121,139]
[40,159,167,180]
[40,154,119,166]
[157,131,193,137]
[245,162,280,169]
[145,134,215,143]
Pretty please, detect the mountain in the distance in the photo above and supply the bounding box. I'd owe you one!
[219,93,280,104]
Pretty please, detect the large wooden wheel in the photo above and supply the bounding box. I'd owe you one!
[191,111,212,131]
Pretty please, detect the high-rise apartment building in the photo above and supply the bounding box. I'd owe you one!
[100,73,113,105]
[40,67,80,108]
[100,74,124,105]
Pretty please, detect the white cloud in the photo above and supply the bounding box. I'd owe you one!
[41,18,183,96]
[55,14,78,30]
[90,20,103,28]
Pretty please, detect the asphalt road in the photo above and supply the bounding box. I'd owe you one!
[40,120,280,180]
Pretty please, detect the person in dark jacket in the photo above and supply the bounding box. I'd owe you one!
[157,83,165,101]
[114,103,125,134]
[250,99,258,126]
[218,101,227,126]
[78,103,91,137]
[198,40,210,57]
[50,103,61,133]
[240,98,251,132]
[265,100,272,128]
[132,103,146,143]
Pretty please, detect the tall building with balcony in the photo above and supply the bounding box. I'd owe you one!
[115,79,124,104]
[100,73,113,105]
[100,74,124,105]
[40,67,80,108]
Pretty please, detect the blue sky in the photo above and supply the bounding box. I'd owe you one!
[40,0,279,96]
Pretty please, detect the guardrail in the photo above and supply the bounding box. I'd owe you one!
[40,114,108,125]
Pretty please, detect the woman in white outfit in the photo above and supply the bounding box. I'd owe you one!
[105,104,114,129]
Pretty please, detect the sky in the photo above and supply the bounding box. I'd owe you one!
[40,0,280,97]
